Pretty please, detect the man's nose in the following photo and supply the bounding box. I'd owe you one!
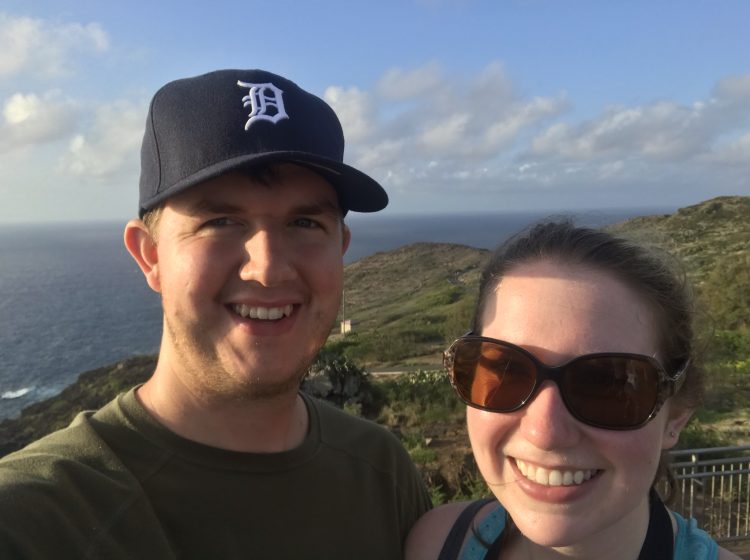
[239,229,296,286]
[518,382,582,450]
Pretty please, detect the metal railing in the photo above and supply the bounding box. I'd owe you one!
[669,444,750,544]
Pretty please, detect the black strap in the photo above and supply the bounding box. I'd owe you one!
[484,528,505,559]
[638,489,674,560]
[437,490,672,560]
[437,498,496,560]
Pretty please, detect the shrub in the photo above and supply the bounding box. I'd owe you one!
[302,346,378,415]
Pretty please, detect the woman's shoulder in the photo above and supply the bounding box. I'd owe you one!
[405,501,470,560]
[717,546,742,560]
[671,510,742,560]
[405,500,499,560]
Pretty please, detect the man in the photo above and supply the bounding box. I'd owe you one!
[0,69,431,559]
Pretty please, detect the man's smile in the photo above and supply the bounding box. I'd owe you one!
[231,304,294,321]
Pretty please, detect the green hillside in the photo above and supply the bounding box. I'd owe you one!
[334,195,750,368]
[334,243,488,366]
[609,195,750,332]
[608,196,749,284]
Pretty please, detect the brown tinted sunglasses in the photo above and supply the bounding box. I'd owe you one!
[444,334,687,430]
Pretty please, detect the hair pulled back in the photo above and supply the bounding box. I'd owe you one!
[473,221,702,411]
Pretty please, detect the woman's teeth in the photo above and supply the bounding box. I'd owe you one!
[232,304,293,320]
[515,459,598,487]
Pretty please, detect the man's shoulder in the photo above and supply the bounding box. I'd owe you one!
[0,392,149,517]
[2,410,101,467]
[306,396,433,533]
[309,396,398,442]
[0,405,130,496]
[0,398,168,558]
[0,415,104,546]
[307,396,416,469]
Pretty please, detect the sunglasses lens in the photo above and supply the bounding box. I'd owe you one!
[450,339,537,411]
[562,357,660,428]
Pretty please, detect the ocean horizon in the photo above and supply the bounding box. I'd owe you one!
[0,207,670,420]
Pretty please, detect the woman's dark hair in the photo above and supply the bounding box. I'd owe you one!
[471,220,703,499]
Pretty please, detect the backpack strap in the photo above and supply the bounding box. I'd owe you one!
[437,498,496,560]
[483,528,505,559]
[638,488,674,560]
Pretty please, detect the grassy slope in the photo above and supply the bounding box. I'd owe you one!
[608,195,750,286]
[335,242,488,366]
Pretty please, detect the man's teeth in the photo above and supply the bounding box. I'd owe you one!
[515,459,598,487]
[232,304,293,320]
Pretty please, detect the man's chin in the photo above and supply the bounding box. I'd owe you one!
[211,366,309,403]
[238,378,304,401]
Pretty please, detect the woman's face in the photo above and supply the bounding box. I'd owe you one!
[467,259,689,551]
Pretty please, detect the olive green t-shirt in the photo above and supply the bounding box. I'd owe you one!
[0,389,431,559]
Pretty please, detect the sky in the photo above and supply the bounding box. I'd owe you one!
[2,0,750,223]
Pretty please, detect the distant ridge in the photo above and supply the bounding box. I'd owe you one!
[343,242,488,333]
[608,195,750,284]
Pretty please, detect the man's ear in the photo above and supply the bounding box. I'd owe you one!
[124,219,161,293]
[341,223,351,255]
[661,406,694,450]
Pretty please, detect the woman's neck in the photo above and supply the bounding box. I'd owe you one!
[502,495,652,560]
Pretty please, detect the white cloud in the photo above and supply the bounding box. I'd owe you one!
[57,99,144,179]
[323,86,375,143]
[355,138,408,170]
[530,98,722,161]
[711,132,750,164]
[0,91,79,152]
[326,64,750,210]
[484,96,564,149]
[419,113,471,150]
[471,62,516,106]
[4,92,40,124]
[714,74,750,101]
[377,61,443,100]
[4,58,750,221]
[0,13,109,79]
[331,61,566,194]
[525,73,750,176]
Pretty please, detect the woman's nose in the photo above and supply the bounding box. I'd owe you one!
[518,382,582,450]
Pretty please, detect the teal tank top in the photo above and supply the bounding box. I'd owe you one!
[459,504,718,560]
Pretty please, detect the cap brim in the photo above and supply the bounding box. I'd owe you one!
[139,151,387,217]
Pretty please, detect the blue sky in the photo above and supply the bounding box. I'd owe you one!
[2,0,749,223]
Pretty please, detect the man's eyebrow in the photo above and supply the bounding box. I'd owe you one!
[184,199,245,215]
[291,199,342,216]
[180,197,341,217]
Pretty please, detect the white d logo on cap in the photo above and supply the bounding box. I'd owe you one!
[237,81,289,130]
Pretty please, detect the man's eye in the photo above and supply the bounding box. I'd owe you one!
[204,217,236,228]
[292,217,321,229]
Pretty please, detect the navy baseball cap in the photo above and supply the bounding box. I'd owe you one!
[138,69,388,217]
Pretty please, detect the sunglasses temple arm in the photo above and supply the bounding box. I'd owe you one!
[669,360,690,396]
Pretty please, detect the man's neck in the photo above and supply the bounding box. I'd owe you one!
[135,366,309,453]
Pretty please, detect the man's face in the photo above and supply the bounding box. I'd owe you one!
[142,164,349,402]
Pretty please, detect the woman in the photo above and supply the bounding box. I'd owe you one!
[406,222,740,560]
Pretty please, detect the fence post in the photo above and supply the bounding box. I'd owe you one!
[689,452,697,520]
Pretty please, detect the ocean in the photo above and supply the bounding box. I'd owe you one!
[0,208,665,420]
